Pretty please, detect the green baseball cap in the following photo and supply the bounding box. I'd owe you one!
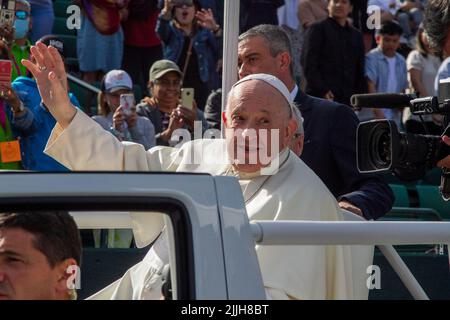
[149,60,183,82]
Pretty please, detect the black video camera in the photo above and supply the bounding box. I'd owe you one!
[351,79,450,200]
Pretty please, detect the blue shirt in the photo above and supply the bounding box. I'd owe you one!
[434,57,450,97]
[365,47,408,94]
[9,77,80,171]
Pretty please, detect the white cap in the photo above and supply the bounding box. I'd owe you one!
[231,73,293,104]
[103,70,133,93]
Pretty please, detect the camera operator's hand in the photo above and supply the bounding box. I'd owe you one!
[437,136,450,169]
[323,90,334,101]
[339,201,363,218]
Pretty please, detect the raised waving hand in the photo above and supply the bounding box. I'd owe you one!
[21,42,76,128]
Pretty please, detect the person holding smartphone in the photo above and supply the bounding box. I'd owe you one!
[136,59,208,146]
[92,69,156,150]
[1,35,78,171]
[157,0,221,110]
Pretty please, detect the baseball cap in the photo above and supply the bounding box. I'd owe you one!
[149,60,183,82]
[103,70,133,93]
[37,34,65,58]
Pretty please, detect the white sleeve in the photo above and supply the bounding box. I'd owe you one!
[45,109,178,172]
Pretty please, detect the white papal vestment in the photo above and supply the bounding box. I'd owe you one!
[45,110,359,300]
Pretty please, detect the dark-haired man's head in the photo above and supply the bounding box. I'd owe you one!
[423,0,450,55]
[237,24,294,89]
[0,211,81,300]
[376,21,403,57]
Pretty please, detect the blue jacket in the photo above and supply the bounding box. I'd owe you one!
[156,14,219,83]
[8,77,80,171]
[295,89,394,220]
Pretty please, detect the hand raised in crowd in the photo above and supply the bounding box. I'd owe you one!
[0,39,10,59]
[112,105,126,131]
[162,0,175,13]
[113,105,138,131]
[196,8,219,32]
[437,136,450,169]
[21,43,76,128]
[160,109,185,142]
[0,83,21,112]
[125,107,137,128]
[0,23,14,45]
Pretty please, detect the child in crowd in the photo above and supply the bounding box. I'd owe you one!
[359,21,408,128]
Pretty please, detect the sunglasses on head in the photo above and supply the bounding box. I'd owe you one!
[15,10,29,20]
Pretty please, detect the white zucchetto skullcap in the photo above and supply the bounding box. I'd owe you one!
[231,73,293,104]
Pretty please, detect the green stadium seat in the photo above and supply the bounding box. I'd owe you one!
[389,184,410,207]
[420,168,442,186]
[52,17,77,36]
[54,1,70,18]
[58,35,77,59]
[416,185,450,220]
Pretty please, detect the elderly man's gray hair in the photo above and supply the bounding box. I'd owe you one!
[238,24,294,77]
[291,103,304,136]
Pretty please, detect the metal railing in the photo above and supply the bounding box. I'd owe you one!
[250,220,450,300]
[71,212,449,300]
[67,74,101,94]
[249,221,450,245]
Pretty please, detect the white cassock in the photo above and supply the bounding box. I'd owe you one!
[45,110,361,300]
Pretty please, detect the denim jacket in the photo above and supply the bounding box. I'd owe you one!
[156,13,219,83]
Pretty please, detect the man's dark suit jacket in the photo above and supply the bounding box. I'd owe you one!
[295,89,394,220]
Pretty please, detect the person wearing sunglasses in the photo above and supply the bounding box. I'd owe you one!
[136,59,208,146]
[7,0,32,81]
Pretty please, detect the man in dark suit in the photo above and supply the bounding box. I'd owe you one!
[237,24,394,220]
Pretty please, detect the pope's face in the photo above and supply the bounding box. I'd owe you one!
[0,228,65,300]
[223,80,296,173]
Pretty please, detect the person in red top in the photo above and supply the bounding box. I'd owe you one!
[122,0,163,93]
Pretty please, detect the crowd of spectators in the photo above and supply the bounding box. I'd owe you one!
[1,0,450,301]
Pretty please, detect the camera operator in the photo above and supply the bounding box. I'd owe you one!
[423,0,450,168]
[437,136,450,168]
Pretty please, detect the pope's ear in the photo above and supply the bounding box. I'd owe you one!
[286,117,298,139]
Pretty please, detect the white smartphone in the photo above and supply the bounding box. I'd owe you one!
[120,93,135,117]
[181,88,194,110]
